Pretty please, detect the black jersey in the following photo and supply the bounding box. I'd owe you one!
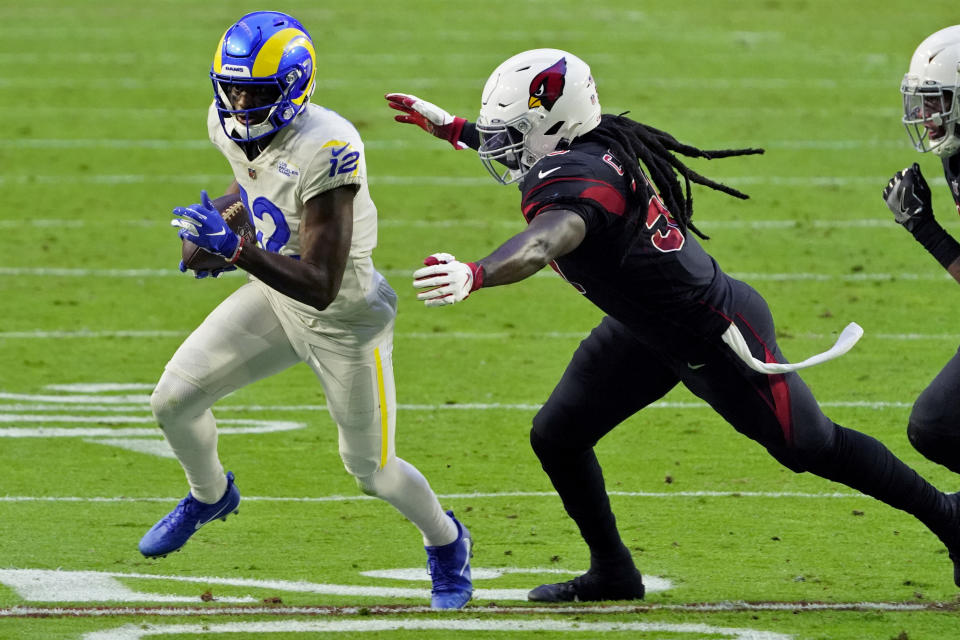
[519,139,735,349]
[942,154,960,212]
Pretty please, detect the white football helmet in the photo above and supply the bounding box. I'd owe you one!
[477,49,601,184]
[902,25,960,157]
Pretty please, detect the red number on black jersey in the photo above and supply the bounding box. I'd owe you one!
[645,195,684,253]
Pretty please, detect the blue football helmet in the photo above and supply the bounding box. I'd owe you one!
[211,11,317,142]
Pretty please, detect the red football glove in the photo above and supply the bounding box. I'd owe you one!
[386,93,468,150]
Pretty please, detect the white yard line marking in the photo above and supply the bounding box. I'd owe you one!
[1,327,958,342]
[0,268,179,278]
[0,399,915,412]
[0,491,870,503]
[0,602,932,618]
[0,330,188,338]
[0,392,152,404]
[0,427,298,438]
[0,174,950,188]
[0,414,301,427]
[0,567,668,603]
[0,175,498,186]
[0,267,562,279]
[4,218,946,230]
[46,383,155,392]
[89,438,176,459]
[0,138,908,151]
[0,570,255,604]
[0,267,955,283]
[77,619,791,640]
[0,420,302,437]
[0,72,896,90]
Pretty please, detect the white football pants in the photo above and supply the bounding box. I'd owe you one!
[150,277,456,546]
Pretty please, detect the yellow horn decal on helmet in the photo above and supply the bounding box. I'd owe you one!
[252,28,314,79]
[212,30,228,73]
[288,35,316,106]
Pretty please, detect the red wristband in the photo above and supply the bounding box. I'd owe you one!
[226,235,245,264]
[448,116,467,150]
[467,262,484,291]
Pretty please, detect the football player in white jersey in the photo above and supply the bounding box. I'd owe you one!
[138,11,472,609]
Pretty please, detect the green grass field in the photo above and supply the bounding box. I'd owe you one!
[3,0,960,638]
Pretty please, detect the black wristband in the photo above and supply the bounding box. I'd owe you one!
[459,121,481,151]
[910,217,960,270]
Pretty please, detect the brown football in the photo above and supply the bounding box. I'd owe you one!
[181,193,256,271]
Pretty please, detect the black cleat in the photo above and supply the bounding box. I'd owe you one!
[528,567,645,602]
[941,491,960,588]
[950,552,960,588]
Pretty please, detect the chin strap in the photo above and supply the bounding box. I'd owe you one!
[721,322,863,375]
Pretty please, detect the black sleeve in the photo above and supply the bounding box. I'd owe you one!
[520,151,629,226]
[909,217,960,270]
[537,201,607,232]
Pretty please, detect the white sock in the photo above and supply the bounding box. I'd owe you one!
[150,371,227,504]
[357,457,458,547]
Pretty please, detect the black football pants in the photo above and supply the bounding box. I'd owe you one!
[909,346,960,474]
[530,278,957,567]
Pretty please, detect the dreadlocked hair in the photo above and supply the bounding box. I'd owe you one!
[579,113,763,242]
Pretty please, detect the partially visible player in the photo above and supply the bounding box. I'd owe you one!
[389,48,960,600]
[139,11,472,609]
[883,25,960,476]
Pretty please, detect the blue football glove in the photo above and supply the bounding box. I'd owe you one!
[178,260,237,279]
[171,190,242,261]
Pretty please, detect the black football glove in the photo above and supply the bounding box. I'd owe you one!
[883,162,933,231]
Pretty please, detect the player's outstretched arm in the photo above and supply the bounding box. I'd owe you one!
[413,209,586,307]
[385,93,472,150]
[232,185,357,311]
[883,163,960,284]
[476,209,587,286]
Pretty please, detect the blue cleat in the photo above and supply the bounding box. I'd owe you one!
[138,471,240,558]
[425,510,473,609]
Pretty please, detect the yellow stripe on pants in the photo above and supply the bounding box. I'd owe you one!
[373,347,389,469]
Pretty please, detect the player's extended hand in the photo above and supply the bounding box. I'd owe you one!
[385,93,467,150]
[178,260,237,279]
[883,162,933,231]
[171,190,242,260]
[412,253,484,307]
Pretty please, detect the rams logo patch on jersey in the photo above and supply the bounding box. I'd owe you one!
[277,160,300,178]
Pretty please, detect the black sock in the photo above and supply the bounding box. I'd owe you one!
[530,430,636,570]
[805,424,955,542]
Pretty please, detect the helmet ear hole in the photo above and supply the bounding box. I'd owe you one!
[544,121,564,136]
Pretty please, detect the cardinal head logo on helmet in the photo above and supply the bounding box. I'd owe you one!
[528,58,566,110]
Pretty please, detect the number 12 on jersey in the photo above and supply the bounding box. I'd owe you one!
[328,143,360,177]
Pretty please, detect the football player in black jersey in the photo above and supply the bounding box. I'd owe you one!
[390,48,960,601]
[884,26,960,478]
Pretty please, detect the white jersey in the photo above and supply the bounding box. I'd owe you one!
[208,102,383,323]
